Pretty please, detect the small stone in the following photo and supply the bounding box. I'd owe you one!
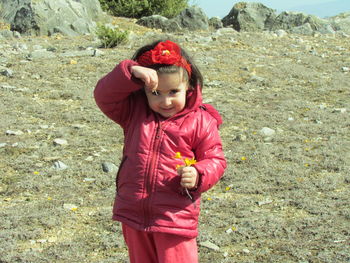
[226,228,234,234]
[259,127,276,137]
[341,67,349,72]
[242,248,250,254]
[0,68,13,77]
[200,240,220,251]
[93,49,104,57]
[333,108,347,114]
[257,199,273,206]
[0,143,7,147]
[52,161,68,170]
[102,162,118,173]
[83,178,96,182]
[275,29,287,37]
[48,237,57,243]
[53,138,68,146]
[288,117,294,121]
[85,156,94,161]
[6,130,24,136]
[233,134,247,141]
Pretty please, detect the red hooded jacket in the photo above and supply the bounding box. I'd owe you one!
[94,60,226,238]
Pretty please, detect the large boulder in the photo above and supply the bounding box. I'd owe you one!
[137,6,209,32]
[328,12,350,34]
[0,0,106,36]
[174,6,209,31]
[269,11,335,34]
[137,15,182,32]
[222,2,277,31]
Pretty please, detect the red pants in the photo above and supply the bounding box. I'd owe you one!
[122,223,198,263]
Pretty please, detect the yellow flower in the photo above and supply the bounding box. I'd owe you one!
[207,197,212,201]
[71,207,78,212]
[241,156,247,161]
[174,152,182,159]
[225,186,231,191]
[184,158,197,166]
[33,171,40,175]
[47,197,52,201]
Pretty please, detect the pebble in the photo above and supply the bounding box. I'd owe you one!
[242,248,250,254]
[102,162,118,173]
[6,130,24,136]
[0,67,13,77]
[333,108,347,114]
[259,127,276,137]
[53,138,68,146]
[341,67,349,72]
[200,240,220,251]
[52,160,68,170]
[0,143,7,147]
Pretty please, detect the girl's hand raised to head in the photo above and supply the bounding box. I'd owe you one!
[131,66,158,91]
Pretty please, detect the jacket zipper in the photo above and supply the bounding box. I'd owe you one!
[143,121,162,228]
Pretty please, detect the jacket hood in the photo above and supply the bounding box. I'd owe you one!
[182,84,223,128]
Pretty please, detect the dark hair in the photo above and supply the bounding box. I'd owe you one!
[131,40,203,90]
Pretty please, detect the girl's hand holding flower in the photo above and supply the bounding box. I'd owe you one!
[178,166,198,190]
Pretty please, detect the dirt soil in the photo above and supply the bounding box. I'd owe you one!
[1,17,349,262]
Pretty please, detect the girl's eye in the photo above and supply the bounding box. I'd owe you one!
[170,89,179,94]
[151,90,159,96]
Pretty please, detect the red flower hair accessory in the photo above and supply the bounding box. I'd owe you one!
[137,40,192,77]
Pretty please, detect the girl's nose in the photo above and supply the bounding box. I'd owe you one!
[162,96,172,106]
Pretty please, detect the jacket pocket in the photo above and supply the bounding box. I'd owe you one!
[116,156,127,192]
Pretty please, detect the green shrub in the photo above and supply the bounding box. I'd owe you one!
[96,24,129,48]
[99,0,188,19]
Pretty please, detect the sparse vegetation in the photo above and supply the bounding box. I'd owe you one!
[96,24,129,48]
[99,0,188,18]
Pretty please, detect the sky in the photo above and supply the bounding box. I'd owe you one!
[189,0,350,18]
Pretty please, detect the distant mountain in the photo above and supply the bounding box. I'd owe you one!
[288,0,350,18]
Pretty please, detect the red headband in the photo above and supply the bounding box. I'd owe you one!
[137,40,192,77]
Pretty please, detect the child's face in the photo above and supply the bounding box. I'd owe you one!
[145,72,189,118]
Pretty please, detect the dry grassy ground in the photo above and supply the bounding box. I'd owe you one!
[1,18,349,262]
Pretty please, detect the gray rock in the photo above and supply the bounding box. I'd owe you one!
[137,15,181,32]
[0,30,14,39]
[209,17,223,29]
[137,6,208,32]
[102,162,118,173]
[200,240,220,251]
[175,6,209,31]
[0,67,14,77]
[329,12,350,34]
[6,130,24,136]
[259,127,276,137]
[270,11,334,34]
[291,23,314,35]
[222,2,277,32]
[52,160,68,170]
[0,0,106,36]
[28,49,56,60]
[53,138,68,146]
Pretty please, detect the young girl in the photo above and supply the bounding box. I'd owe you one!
[94,40,226,263]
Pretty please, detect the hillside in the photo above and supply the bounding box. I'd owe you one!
[0,17,349,262]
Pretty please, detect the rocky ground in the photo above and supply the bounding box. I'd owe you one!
[0,17,349,262]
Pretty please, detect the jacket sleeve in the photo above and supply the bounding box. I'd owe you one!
[192,117,227,194]
[94,59,142,128]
